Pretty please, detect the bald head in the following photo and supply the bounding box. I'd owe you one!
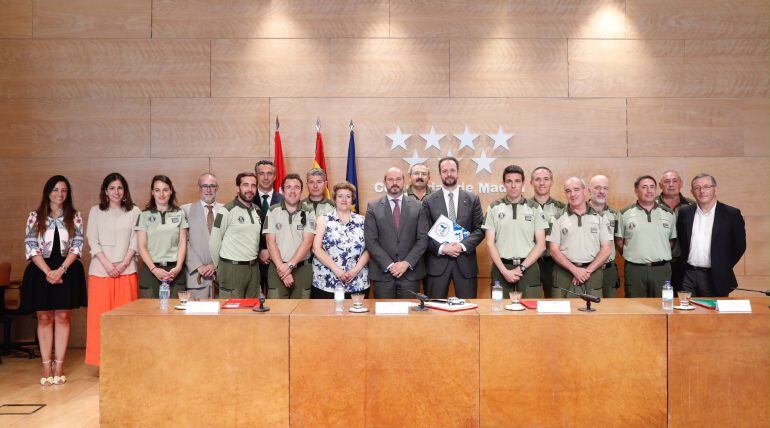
[564,177,587,209]
[384,167,405,197]
[588,175,609,206]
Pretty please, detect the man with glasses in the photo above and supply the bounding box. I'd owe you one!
[676,174,746,297]
[181,173,223,299]
[406,163,433,202]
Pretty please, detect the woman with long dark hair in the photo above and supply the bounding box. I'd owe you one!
[22,175,87,386]
[85,172,141,366]
[135,175,188,298]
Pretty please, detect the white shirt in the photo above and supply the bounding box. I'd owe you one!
[439,187,465,254]
[199,200,222,217]
[688,203,716,267]
[258,190,274,205]
[388,194,404,212]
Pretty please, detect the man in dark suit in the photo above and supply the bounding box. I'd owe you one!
[364,167,429,298]
[255,160,285,294]
[419,157,485,299]
[676,173,746,297]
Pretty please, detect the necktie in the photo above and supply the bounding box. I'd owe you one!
[206,204,214,233]
[392,198,401,231]
[261,195,270,215]
[447,192,456,222]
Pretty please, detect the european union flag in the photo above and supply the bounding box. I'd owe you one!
[345,123,360,212]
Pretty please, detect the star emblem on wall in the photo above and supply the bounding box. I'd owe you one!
[402,149,428,169]
[455,125,479,152]
[420,125,444,151]
[488,126,513,152]
[471,150,496,174]
[386,125,411,150]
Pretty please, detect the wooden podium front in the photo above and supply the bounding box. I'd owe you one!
[100,299,298,427]
[478,299,667,427]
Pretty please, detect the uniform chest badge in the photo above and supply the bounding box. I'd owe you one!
[561,227,569,236]
[498,212,506,219]
[172,217,179,224]
[149,215,156,223]
[276,222,283,230]
[525,214,533,221]
[628,222,636,230]
[238,216,245,224]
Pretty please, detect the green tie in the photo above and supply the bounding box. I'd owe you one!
[261,194,270,214]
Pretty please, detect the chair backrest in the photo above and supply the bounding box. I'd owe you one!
[0,262,21,310]
[0,262,10,286]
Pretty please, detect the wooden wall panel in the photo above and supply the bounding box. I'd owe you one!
[151,98,270,158]
[745,217,770,276]
[0,40,210,98]
[0,99,150,157]
[33,0,151,39]
[0,0,31,38]
[628,98,770,157]
[684,158,769,217]
[211,39,449,98]
[684,39,769,98]
[390,0,625,38]
[152,0,388,38]
[450,39,568,97]
[269,98,626,158]
[627,0,770,39]
[569,39,685,97]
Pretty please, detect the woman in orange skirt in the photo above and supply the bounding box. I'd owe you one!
[85,173,141,366]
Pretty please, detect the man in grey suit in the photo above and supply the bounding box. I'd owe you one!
[181,173,224,299]
[365,167,429,298]
[419,157,485,299]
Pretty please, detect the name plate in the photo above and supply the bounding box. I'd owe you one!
[537,300,571,313]
[716,300,752,313]
[375,302,416,315]
[185,301,221,314]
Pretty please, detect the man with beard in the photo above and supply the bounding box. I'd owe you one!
[419,157,484,299]
[365,167,429,298]
[588,175,620,298]
[181,173,223,299]
[405,163,433,202]
[263,174,316,299]
[548,177,613,299]
[209,172,262,299]
[616,175,677,298]
[530,166,566,298]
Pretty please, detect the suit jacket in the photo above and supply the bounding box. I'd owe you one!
[258,192,284,251]
[364,195,429,282]
[419,188,485,278]
[182,201,224,276]
[675,201,746,296]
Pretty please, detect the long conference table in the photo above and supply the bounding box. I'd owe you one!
[100,297,770,427]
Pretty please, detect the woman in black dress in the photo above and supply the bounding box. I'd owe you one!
[22,175,87,386]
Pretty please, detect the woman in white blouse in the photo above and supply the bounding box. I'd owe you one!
[21,175,87,386]
[85,173,141,367]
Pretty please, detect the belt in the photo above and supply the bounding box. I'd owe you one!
[686,264,711,272]
[572,262,591,268]
[626,260,670,267]
[604,261,615,270]
[293,259,311,269]
[154,261,177,267]
[500,258,523,266]
[220,257,257,266]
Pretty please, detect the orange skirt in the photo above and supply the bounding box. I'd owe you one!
[85,273,138,366]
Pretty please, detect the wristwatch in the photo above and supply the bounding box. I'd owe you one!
[288,263,296,270]
[519,263,526,273]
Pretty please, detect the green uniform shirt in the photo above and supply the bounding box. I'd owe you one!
[483,197,548,259]
[531,197,566,257]
[616,202,677,264]
[591,202,619,263]
[134,209,188,263]
[655,193,693,258]
[209,198,261,267]
[300,197,335,217]
[405,185,433,202]
[548,204,612,264]
[263,202,317,263]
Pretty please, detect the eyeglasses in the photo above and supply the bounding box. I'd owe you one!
[692,185,715,192]
[199,185,218,190]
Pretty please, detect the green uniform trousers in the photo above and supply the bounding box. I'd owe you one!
[491,261,542,299]
[539,257,556,298]
[552,263,603,299]
[217,262,260,299]
[267,262,312,299]
[623,262,671,298]
[602,262,619,298]
[138,263,186,299]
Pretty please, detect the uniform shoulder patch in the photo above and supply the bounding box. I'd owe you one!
[269,204,282,212]
[213,213,224,228]
[658,204,674,215]
[525,199,539,209]
[620,204,636,215]
[223,201,237,211]
[488,198,505,210]
[552,199,566,209]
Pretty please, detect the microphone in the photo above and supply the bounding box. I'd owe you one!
[253,291,270,312]
[405,289,429,311]
[555,286,600,312]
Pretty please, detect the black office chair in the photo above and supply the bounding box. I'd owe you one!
[1,262,38,361]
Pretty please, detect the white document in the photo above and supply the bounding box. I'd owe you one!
[185,301,221,314]
[716,300,752,313]
[537,300,571,313]
[428,214,469,244]
[375,301,417,315]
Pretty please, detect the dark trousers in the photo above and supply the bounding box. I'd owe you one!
[602,262,619,298]
[539,257,556,298]
[681,267,718,297]
[425,262,477,299]
[373,277,421,299]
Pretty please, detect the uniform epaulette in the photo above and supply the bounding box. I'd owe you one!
[607,206,619,215]
[525,198,540,209]
[658,204,674,215]
[268,203,282,212]
[552,199,566,209]
[488,198,506,210]
[223,201,237,211]
[620,204,636,214]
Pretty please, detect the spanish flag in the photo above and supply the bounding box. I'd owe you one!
[273,117,286,194]
[313,121,331,198]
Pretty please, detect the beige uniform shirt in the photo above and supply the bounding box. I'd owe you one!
[263,202,317,263]
[616,203,677,264]
[209,198,261,266]
[483,198,548,260]
[532,197,566,257]
[548,205,612,264]
[134,209,188,263]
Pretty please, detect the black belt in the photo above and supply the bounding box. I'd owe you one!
[686,264,711,272]
[220,257,257,266]
[500,258,523,266]
[154,261,177,267]
[572,262,591,268]
[626,260,670,267]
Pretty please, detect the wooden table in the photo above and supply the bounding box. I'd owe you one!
[100,299,299,427]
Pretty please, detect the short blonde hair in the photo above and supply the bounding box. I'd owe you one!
[332,181,356,199]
